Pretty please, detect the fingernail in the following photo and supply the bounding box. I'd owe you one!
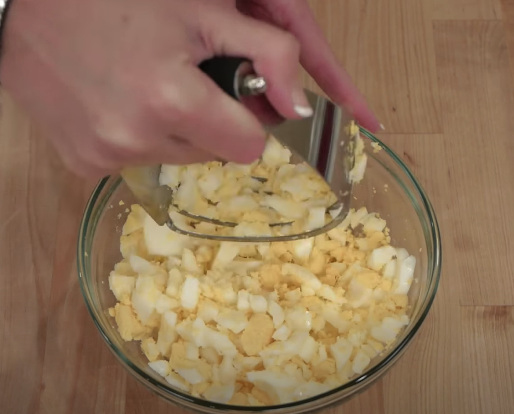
[292,89,313,118]
[295,105,314,118]
[380,124,386,131]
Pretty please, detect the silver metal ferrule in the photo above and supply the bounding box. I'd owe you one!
[241,75,267,96]
[234,61,267,99]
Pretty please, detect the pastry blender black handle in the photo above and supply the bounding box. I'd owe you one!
[199,57,267,100]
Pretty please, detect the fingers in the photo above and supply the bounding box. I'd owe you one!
[52,118,218,177]
[240,94,285,127]
[255,0,380,132]
[145,63,267,164]
[51,60,270,176]
[52,135,211,178]
[57,137,217,178]
[199,4,313,120]
[114,136,216,167]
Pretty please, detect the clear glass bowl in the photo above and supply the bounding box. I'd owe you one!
[77,129,441,413]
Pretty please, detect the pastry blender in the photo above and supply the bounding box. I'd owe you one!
[121,58,360,243]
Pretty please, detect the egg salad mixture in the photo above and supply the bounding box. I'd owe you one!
[108,133,416,406]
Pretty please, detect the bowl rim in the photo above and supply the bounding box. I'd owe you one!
[77,128,442,412]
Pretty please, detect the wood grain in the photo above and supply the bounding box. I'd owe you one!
[38,174,99,414]
[431,0,503,20]
[378,134,514,413]
[433,21,514,305]
[307,0,442,134]
[502,0,514,88]
[0,94,62,414]
[460,306,514,413]
[1,0,514,413]
[380,132,514,412]
[382,304,514,414]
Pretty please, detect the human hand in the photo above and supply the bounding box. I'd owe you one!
[0,0,318,176]
[236,0,380,132]
[0,0,379,177]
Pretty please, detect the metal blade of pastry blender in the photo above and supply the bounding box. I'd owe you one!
[120,94,355,242]
[120,93,356,240]
[120,166,172,226]
[266,89,355,218]
[120,57,356,241]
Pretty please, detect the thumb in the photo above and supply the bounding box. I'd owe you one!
[198,5,313,120]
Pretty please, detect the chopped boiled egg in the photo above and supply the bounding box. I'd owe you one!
[122,204,147,236]
[165,372,190,392]
[176,368,206,385]
[394,254,416,294]
[282,263,322,291]
[149,360,171,377]
[143,214,191,257]
[247,371,297,404]
[180,277,200,310]
[212,243,240,269]
[166,268,184,298]
[371,316,409,343]
[110,136,417,406]
[261,136,292,167]
[330,338,353,372]
[159,165,182,189]
[267,300,286,328]
[155,294,179,314]
[215,309,248,334]
[203,382,235,404]
[111,303,150,341]
[367,246,397,271]
[261,195,306,220]
[241,314,274,356]
[352,350,371,375]
[108,272,136,305]
[272,324,291,341]
[306,207,327,231]
[181,248,201,274]
[156,313,178,356]
[249,295,268,313]
[131,275,162,325]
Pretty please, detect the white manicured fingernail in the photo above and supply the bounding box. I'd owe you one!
[292,88,313,118]
[380,124,386,131]
[294,105,314,117]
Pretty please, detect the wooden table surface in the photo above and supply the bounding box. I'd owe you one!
[2,0,514,413]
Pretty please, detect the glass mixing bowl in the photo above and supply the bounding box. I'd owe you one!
[77,129,441,413]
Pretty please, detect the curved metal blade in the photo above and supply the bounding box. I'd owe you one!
[120,166,172,226]
[265,90,355,218]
